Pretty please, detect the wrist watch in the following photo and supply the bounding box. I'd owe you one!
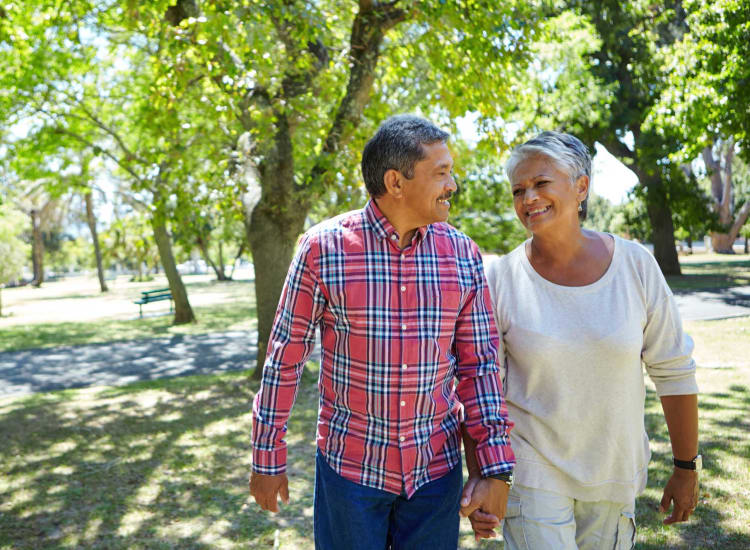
[673,454,702,471]
[485,470,514,488]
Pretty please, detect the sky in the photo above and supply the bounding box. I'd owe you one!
[591,142,638,205]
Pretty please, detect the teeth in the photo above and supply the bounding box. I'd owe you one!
[438,199,450,206]
[528,206,549,216]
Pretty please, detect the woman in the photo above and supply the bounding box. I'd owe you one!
[467,131,699,549]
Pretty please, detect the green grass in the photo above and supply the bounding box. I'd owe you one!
[666,254,750,291]
[1,318,749,549]
[0,301,257,353]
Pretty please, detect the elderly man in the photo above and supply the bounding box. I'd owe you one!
[250,115,514,549]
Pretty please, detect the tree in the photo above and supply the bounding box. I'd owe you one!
[563,0,690,275]
[699,140,750,253]
[648,0,750,253]
[0,204,29,316]
[168,0,547,377]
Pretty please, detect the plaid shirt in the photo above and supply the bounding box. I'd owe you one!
[252,200,514,497]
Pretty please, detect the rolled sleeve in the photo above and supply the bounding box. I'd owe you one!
[642,294,699,397]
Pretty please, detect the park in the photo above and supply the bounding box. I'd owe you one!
[2,0,750,549]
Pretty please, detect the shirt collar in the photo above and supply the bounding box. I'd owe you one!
[364,199,430,245]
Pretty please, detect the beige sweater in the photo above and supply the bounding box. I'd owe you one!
[485,236,698,504]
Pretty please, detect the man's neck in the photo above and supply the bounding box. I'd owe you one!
[373,197,421,249]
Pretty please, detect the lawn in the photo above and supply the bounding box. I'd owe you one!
[1,317,749,549]
[666,253,750,291]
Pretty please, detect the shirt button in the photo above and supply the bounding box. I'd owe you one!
[390,234,398,241]
[401,324,407,330]
[399,436,405,442]
[400,254,405,260]
[402,364,407,370]
[400,400,406,407]
[400,285,406,292]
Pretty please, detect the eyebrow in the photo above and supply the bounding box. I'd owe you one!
[513,173,553,185]
[434,162,453,171]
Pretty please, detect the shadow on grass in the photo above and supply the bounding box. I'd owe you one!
[640,385,750,549]
[0,368,320,549]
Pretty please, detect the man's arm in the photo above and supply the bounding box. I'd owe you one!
[659,393,699,524]
[250,234,326,512]
[454,248,514,523]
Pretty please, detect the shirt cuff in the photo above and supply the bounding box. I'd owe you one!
[252,446,287,475]
[476,441,516,477]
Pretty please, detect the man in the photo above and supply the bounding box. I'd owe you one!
[250,115,514,549]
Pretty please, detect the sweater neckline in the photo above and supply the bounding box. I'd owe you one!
[518,233,620,292]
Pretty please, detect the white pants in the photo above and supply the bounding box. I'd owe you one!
[503,484,636,550]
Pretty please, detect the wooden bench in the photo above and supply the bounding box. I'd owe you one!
[134,288,173,318]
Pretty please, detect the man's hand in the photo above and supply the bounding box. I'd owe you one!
[460,475,500,540]
[660,468,698,524]
[459,475,509,539]
[249,471,289,513]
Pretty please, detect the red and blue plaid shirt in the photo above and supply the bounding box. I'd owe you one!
[252,200,514,497]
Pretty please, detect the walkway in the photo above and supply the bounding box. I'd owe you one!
[1,287,748,399]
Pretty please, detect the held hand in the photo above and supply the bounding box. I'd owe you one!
[460,475,501,540]
[249,471,290,513]
[659,468,698,524]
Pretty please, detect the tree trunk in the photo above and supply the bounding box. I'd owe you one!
[197,235,225,280]
[710,232,736,254]
[0,287,3,317]
[247,196,308,380]
[151,214,196,324]
[745,235,748,254]
[84,191,109,292]
[31,209,44,287]
[644,179,682,275]
[686,235,693,254]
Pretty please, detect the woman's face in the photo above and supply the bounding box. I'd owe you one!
[510,154,587,235]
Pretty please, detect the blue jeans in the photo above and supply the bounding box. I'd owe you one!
[313,450,461,550]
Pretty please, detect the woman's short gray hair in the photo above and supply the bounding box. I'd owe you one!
[505,131,592,221]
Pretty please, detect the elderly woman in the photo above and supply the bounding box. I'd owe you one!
[464,131,700,549]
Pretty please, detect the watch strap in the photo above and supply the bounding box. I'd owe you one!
[673,455,699,470]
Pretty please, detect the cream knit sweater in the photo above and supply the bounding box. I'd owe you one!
[485,235,699,504]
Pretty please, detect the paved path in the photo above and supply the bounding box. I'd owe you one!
[1,288,748,399]
[674,285,750,321]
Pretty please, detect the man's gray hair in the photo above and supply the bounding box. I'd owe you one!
[362,115,450,197]
[505,131,592,221]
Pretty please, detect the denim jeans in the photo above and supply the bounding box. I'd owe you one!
[313,449,462,550]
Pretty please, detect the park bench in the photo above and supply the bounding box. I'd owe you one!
[134,288,173,318]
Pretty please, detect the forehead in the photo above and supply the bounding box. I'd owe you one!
[511,154,568,184]
[418,141,453,167]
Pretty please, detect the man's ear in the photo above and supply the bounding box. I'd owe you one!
[383,169,404,198]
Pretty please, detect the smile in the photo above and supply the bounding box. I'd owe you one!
[438,199,451,207]
[527,205,550,218]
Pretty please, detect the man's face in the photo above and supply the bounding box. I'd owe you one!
[400,141,457,228]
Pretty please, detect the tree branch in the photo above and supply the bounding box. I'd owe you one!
[305,1,408,191]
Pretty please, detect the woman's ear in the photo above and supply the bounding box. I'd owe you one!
[576,174,589,203]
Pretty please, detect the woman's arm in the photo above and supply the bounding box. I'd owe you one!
[659,393,699,525]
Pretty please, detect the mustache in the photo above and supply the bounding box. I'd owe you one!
[438,192,454,201]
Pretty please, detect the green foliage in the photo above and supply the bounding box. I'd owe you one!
[101,213,160,278]
[583,193,616,233]
[649,0,750,159]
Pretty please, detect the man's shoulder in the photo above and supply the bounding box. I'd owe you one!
[431,222,480,253]
[302,208,366,244]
